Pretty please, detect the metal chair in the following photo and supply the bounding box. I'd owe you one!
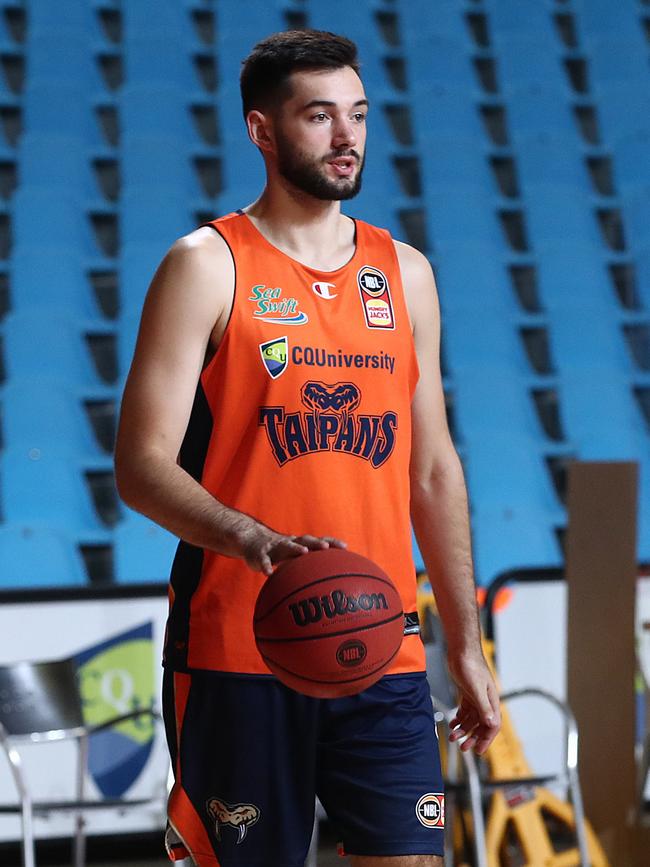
[0,656,166,867]
[432,689,595,867]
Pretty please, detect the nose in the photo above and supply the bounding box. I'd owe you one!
[331,115,357,150]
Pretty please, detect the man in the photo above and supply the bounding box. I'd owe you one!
[115,29,500,867]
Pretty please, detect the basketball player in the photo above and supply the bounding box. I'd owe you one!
[116,30,500,867]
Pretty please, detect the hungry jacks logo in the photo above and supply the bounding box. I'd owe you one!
[258,381,397,468]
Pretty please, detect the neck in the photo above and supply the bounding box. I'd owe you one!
[243,179,349,261]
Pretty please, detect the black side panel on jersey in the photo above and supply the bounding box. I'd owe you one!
[163,380,214,670]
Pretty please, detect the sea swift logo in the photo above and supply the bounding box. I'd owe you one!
[248,284,308,325]
[258,381,397,468]
[259,336,288,379]
[207,797,261,844]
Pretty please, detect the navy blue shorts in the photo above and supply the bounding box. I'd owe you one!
[163,669,444,866]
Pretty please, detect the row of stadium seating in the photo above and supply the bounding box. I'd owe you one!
[0,0,649,588]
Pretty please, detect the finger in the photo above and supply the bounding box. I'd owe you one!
[293,535,330,550]
[274,541,310,559]
[260,553,273,576]
[487,680,502,727]
[321,537,347,548]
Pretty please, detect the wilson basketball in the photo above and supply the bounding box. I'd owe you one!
[253,548,404,698]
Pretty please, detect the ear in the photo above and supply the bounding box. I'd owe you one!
[246,109,275,155]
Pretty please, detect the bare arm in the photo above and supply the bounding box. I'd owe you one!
[115,228,341,575]
[396,240,500,754]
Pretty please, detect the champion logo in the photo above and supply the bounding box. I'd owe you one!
[312,281,337,300]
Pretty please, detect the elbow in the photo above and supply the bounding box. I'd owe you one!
[114,452,139,510]
[410,451,465,503]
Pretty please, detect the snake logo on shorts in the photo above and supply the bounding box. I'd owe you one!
[206,797,261,843]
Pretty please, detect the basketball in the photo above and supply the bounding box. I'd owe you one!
[253,548,404,698]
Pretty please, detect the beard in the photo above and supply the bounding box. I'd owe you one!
[275,131,364,201]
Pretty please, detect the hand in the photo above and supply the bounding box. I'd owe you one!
[237,522,347,577]
[447,649,501,755]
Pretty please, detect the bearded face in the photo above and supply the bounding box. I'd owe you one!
[274,129,365,200]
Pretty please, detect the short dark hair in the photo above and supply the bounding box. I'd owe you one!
[240,30,361,119]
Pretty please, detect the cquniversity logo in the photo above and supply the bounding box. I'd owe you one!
[259,336,288,379]
[75,622,156,797]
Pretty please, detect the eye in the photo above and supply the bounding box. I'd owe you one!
[312,112,329,122]
[352,112,367,123]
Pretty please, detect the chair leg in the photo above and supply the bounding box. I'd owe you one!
[74,734,89,867]
[20,798,36,867]
[305,807,319,867]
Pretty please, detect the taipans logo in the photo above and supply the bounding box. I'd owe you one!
[207,797,261,844]
[259,336,288,379]
[259,380,398,468]
[415,793,445,829]
[312,280,337,299]
[357,265,395,330]
[248,284,308,325]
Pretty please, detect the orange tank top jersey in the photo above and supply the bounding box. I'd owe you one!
[163,210,425,676]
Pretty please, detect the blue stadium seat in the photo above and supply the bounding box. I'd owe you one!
[2,379,104,458]
[407,84,485,138]
[585,36,650,87]
[620,189,650,252]
[0,525,87,589]
[401,0,470,44]
[114,511,178,584]
[484,0,557,37]
[434,242,514,314]
[558,373,648,459]
[3,311,109,389]
[423,189,505,246]
[471,505,562,585]
[593,83,650,139]
[635,246,650,311]
[453,374,543,442]
[0,447,109,540]
[612,132,650,197]
[10,247,101,318]
[525,185,603,246]
[416,136,496,195]
[402,35,475,89]
[516,138,592,191]
[572,0,644,39]
[505,86,578,143]
[215,5,289,210]
[536,243,620,312]
[444,314,529,375]
[492,37,565,87]
[549,307,634,373]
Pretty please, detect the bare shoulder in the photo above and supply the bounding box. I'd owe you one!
[392,239,439,327]
[144,225,234,323]
[393,238,432,278]
[164,224,233,280]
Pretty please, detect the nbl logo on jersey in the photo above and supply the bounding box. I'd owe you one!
[259,381,397,468]
[358,265,395,330]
